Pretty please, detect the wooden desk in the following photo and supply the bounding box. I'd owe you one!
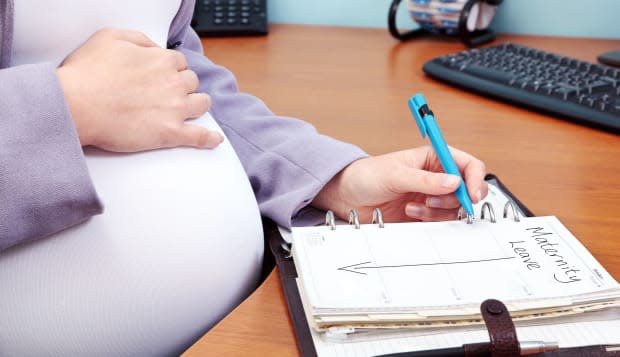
[184,24,620,356]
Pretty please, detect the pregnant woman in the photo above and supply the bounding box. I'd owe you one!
[0,0,488,355]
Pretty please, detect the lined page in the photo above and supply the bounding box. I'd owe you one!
[292,215,619,312]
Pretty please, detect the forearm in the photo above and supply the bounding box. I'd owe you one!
[168,12,367,227]
[0,63,102,250]
[188,52,367,227]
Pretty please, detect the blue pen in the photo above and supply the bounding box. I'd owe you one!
[407,93,475,218]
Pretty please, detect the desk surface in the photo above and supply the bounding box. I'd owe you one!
[183,24,620,356]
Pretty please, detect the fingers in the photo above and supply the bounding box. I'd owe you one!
[182,125,224,148]
[388,167,463,196]
[449,147,488,203]
[170,50,188,71]
[95,28,190,71]
[178,70,200,93]
[140,44,187,71]
[425,194,461,209]
[405,203,458,222]
[384,146,487,198]
[167,92,214,147]
[185,92,211,118]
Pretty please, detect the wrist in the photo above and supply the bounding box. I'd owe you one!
[311,162,357,219]
[56,67,93,146]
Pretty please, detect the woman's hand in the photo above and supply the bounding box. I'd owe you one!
[57,28,223,152]
[312,146,488,223]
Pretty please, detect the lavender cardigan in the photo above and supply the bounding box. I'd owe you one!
[0,0,367,251]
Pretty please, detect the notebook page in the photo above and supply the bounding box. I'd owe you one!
[312,318,620,357]
[292,216,619,312]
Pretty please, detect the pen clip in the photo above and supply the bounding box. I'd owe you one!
[407,93,432,139]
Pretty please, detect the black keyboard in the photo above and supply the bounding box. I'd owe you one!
[423,43,620,132]
[192,0,268,36]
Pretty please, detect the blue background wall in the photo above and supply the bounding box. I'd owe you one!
[268,0,620,39]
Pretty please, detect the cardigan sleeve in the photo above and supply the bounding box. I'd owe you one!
[167,2,368,228]
[0,63,102,251]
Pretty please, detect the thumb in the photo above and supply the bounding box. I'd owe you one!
[394,168,462,196]
[177,125,224,149]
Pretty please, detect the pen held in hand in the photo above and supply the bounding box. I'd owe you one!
[408,93,475,218]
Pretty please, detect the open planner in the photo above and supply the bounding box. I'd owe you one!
[268,174,620,357]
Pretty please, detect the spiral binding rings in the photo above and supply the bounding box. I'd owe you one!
[324,209,386,230]
[325,210,336,230]
[348,209,361,229]
[503,201,521,222]
[372,208,385,228]
[457,208,475,224]
[324,203,519,229]
[480,202,497,223]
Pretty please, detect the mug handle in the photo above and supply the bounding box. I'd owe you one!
[388,0,499,47]
[387,0,427,41]
[458,0,498,47]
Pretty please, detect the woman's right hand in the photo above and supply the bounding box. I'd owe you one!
[57,28,223,152]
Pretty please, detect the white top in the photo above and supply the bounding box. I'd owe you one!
[12,0,180,66]
[3,2,265,355]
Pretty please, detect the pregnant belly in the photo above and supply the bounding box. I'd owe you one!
[0,113,264,356]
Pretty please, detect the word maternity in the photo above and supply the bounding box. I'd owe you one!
[509,226,581,284]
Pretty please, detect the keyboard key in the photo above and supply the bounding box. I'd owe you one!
[552,85,578,100]
[600,76,618,87]
[462,64,514,83]
[587,81,613,94]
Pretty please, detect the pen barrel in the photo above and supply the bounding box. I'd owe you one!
[424,115,474,215]
[425,117,460,177]
[455,182,474,213]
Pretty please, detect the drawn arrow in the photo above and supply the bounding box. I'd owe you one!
[337,256,516,276]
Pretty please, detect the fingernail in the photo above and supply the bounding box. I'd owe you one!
[441,175,460,188]
[207,132,223,145]
[427,197,441,208]
[203,132,224,148]
[405,204,423,218]
[476,190,482,202]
